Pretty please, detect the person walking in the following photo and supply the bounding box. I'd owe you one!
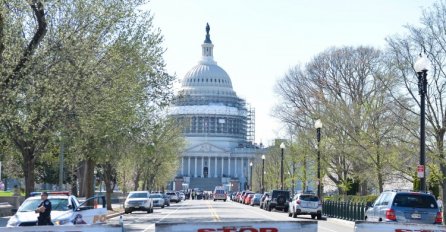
[35,192,53,225]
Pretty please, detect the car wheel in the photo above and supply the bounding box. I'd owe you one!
[161,205,165,208]
[124,209,130,214]
[316,213,322,220]
[311,214,316,219]
[224,199,226,202]
[268,205,272,212]
[288,211,292,217]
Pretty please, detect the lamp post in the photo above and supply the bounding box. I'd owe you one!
[249,161,253,190]
[280,142,285,190]
[414,52,430,192]
[315,119,323,198]
[261,155,265,193]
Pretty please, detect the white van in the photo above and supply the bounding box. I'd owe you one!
[213,186,227,202]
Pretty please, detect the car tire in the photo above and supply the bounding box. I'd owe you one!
[161,205,164,208]
[288,211,292,217]
[316,213,322,220]
[311,214,316,219]
[224,199,226,202]
[125,209,131,214]
[268,205,272,212]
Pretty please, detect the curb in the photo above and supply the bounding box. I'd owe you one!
[326,217,356,227]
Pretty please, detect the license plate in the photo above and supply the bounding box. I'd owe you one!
[411,213,421,219]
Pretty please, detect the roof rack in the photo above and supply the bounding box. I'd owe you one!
[384,189,432,194]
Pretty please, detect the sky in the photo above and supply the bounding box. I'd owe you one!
[147,0,436,146]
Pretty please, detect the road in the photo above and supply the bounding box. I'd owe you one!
[108,199,355,232]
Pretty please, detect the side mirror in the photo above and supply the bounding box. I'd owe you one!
[68,204,73,210]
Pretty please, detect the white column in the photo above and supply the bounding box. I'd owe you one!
[188,157,191,176]
[241,158,244,180]
[235,157,238,177]
[181,157,184,176]
[221,157,224,176]
[208,156,211,178]
[194,157,197,177]
[228,157,231,177]
[214,157,218,177]
[201,156,204,177]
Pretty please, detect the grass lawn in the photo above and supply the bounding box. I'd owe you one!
[0,191,14,197]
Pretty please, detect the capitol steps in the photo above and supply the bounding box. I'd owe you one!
[189,177,222,191]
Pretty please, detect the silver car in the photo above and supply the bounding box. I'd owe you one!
[365,190,442,224]
[149,193,165,208]
[288,193,322,219]
[124,191,153,214]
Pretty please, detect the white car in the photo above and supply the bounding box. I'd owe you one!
[166,192,180,203]
[149,193,165,208]
[288,193,322,219]
[124,191,153,214]
[7,192,107,227]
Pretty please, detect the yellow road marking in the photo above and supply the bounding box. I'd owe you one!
[206,201,220,221]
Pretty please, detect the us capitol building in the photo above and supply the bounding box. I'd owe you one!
[169,24,265,192]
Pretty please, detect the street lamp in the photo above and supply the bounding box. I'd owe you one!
[280,142,285,190]
[315,119,323,198]
[261,154,265,193]
[414,52,430,192]
[249,161,253,190]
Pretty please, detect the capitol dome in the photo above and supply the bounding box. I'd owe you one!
[180,24,236,98]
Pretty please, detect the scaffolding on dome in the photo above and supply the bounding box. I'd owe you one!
[247,104,255,143]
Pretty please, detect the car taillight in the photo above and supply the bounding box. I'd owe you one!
[436,212,443,223]
[385,209,396,221]
[296,200,301,204]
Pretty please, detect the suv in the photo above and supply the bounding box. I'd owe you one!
[213,187,227,201]
[288,193,322,219]
[365,190,442,224]
[166,192,180,203]
[124,191,154,214]
[266,190,290,212]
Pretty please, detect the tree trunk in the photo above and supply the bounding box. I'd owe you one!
[22,149,35,197]
[133,170,140,191]
[83,158,95,201]
[103,163,113,210]
[78,161,85,196]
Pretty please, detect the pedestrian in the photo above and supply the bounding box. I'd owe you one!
[13,185,21,196]
[35,192,53,225]
[437,196,443,212]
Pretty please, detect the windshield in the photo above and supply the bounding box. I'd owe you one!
[149,194,162,198]
[299,195,319,201]
[393,193,437,208]
[19,199,69,212]
[129,192,148,198]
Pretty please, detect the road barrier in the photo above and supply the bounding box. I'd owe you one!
[0,223,124,232]
[355,221,446,232]
[323,200,366,221]
[155,220,317,232]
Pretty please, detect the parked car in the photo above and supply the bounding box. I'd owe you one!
[259,192,270,209]
[288,193,322,219]
[149,193,165,208]
[365,190,442,224]
[166,192,180,203]
[213,186,227,202]
[7,192,107,227]
[124,191,153,214]
[265,190,290,212]
[250,193,263,206]
[244,193,255,205]
[178,192,185,201]
[240,191,253,204]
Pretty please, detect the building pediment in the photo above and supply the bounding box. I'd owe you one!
[186,143,227,153]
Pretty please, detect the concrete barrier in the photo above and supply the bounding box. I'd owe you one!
[355,221,446,232]
[0,224,124,232]
[155,220,318,232]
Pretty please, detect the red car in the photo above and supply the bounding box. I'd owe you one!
[244,193,255,205]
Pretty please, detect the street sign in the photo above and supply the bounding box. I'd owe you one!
[155,221,317,232]
[417,165,425,178]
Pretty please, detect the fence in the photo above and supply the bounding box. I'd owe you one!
[323,200,367,221]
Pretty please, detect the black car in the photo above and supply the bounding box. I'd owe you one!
[266,190,290,212]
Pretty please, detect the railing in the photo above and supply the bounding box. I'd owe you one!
[322,200,367,221]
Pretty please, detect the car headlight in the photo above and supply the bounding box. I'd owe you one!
[54,218,71,225]
[6,216,19,227]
